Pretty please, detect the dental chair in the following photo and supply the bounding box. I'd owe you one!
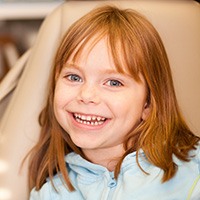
[0,1,200,199]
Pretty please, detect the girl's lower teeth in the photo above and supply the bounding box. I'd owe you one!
[76,118,104,126]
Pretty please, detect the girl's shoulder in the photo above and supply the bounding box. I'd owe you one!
[29,175,70,200]
[29,174,84,200]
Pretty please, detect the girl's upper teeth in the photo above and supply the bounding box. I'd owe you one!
[74,113,105,121]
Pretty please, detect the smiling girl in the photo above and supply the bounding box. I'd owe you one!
[28,5,200,200]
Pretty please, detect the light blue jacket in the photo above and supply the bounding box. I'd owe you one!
[30,145,200,200]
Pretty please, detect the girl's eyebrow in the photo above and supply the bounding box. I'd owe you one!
[64,63,81,70]
[64,63,119,74]
[64,62,130,77]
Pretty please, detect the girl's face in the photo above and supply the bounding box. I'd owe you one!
[54,38,149,160]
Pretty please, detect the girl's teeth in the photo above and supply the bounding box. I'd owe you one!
[97,117,101,121]
[86,116,92,121]
[82,115,86,120]
[73,113,106,126]
[92,116,96,120]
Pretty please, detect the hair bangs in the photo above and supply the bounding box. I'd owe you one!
[105,8,147,83]
[107,31,142,82]
[56,6,144,83]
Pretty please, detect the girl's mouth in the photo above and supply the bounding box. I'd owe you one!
[73,113,107,126]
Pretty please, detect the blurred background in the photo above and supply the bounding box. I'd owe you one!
[0,0,64,81]
[0,0,199,81]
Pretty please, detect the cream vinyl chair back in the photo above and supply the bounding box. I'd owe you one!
[0,1,200,200]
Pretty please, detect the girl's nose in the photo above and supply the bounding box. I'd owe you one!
[77,83,100,104]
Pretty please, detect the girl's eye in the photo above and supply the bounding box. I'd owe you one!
[66,74,82,82]
[107,80,123,87]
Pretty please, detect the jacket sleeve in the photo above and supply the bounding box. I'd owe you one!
[29,183,52,200]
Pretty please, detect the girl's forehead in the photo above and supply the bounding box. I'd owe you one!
[62,34,143,82]
[68,37,126,71]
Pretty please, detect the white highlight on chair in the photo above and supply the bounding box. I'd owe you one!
[0,188,12,200]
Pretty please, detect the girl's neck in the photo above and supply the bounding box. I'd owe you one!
[82,145,125,171]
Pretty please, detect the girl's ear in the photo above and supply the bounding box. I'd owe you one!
[142,102,151,121]
[55,69,60,81]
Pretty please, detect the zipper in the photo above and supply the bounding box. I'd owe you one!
[106,172,117,200]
